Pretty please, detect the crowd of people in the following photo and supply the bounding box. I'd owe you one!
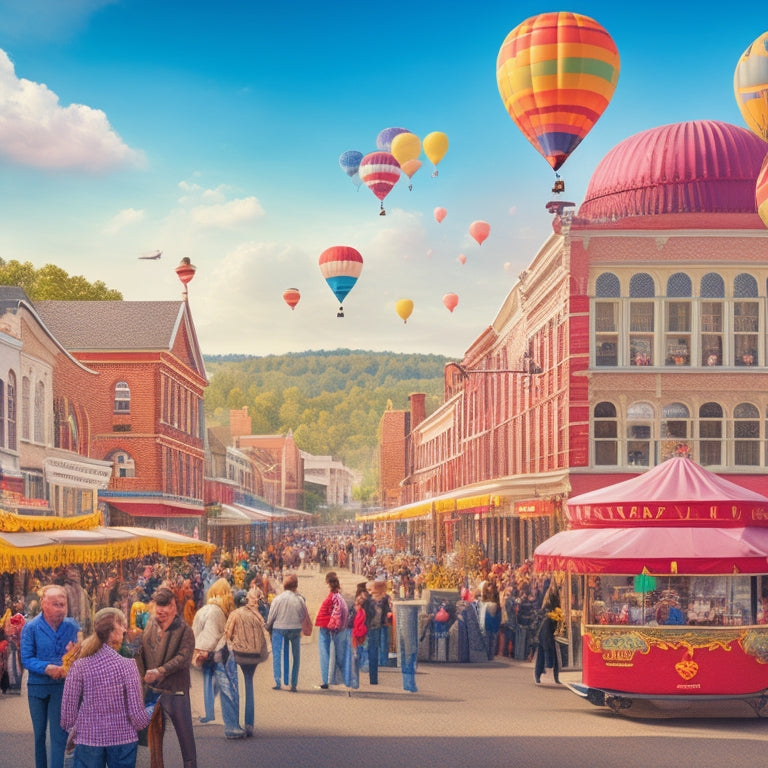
[1,530,562,768]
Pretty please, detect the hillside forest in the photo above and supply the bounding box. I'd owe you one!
[203,350,448,502]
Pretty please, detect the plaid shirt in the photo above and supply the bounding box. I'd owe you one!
[61,644,150,746]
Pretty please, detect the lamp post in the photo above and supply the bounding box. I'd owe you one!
[175,257,197,300]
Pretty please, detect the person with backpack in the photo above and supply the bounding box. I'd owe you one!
[366,578,391,685]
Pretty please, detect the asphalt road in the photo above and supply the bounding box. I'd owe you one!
[2,567,767,768]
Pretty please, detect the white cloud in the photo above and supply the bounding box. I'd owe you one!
[0,49,144,172]
[188,196,265,229]
[104,208,145,235]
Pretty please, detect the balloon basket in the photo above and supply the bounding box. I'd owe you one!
[337,306,344,318]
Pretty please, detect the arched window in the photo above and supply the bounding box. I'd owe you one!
[626,402,654,466]
[21,375,30,441]
[593,402,617,466]
[699,402,723,466]
[629,274,655,366]
[661,402,689,459]
[734,403,760,466]
[700,273,725,367]
[114,381,131,413]
[594,272,620,367]
[34,381,45,443]
[107,449,136,478]
[734,275,759,367]
[7,371,17,451]
[664,274,691,367]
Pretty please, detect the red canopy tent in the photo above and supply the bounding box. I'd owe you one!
[535,456,768,575]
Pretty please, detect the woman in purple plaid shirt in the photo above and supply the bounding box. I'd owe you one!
[61,608,150,768]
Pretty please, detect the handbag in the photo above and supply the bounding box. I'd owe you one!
[301,607,313,637]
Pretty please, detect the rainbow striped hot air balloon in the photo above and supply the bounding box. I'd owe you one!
[496,12,620,175]
[359,151,401,214]
[318,245,363,318]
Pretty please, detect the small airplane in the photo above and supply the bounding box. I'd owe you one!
[138,250,162,260]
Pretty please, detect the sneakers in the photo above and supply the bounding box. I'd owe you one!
[319,683,329,689]
[225,730,246,740]
[199,716,214,723]
[272,684,281,690]
[290,685,297,692]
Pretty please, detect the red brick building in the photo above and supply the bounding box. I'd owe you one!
[34,300,207,534]
[373,120,768,563]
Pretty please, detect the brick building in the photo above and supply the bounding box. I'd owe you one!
[34,299,207,534]
[372,120,768,563]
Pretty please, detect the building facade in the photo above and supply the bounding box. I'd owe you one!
[373,120,768,564]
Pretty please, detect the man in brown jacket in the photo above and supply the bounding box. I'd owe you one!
[137,587,197,768]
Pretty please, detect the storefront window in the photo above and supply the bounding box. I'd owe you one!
[660,402,689,460]
[699,402,723,466]
[585,574,766,626]
[734,402,760,466]
[593,402,617,465]
[626,402,653,466]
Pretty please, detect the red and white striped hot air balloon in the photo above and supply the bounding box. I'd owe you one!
[359,151,401,215]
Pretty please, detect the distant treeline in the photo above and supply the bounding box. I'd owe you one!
[203,349,448,496]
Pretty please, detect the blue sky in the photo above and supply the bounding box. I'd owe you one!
[0,1,763,358]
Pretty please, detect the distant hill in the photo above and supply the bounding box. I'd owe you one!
[203,349,448,497]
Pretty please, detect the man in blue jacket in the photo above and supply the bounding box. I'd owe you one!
[20,583,80,768]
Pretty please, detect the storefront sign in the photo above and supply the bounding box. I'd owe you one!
[514,499,554,518]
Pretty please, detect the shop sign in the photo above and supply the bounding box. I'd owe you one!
[514,499,554,518]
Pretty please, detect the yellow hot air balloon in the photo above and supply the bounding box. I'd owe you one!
[391,132,421,165]
[423,131,449,176]
[734,31,768,141]
[395,299,414,324]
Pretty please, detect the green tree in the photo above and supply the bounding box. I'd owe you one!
[0,259,122,300]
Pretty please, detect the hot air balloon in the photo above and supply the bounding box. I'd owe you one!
[376,127,410,152]
[282,287,301,310]
[458,253,466,265]
[757,154,768,228]
[395,299,414,324]
[443,293,459,313]
[469,220,490,245]
[359,151,401,214]
[734,32,768,142]
[391,132,422,189]
[434,207,447,223]
[318,246,363,317]
[399,159,422,190]
[423,131,449,176]
[496,12,620,174]
[339,150,363,178]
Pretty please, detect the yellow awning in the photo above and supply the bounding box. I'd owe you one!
[0,508,103,532]
[357,500,433,522]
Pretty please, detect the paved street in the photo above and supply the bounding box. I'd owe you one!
[2,568,767,768]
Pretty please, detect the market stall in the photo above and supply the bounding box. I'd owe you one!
[535,456,768,712]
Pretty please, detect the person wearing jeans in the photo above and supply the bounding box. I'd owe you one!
[266,574,309,691]
[20,584,81,768]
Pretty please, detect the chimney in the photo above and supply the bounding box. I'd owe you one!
[409,393,426,429]
[229,406,252,438]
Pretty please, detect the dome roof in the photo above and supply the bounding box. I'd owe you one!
[578,120,768,222]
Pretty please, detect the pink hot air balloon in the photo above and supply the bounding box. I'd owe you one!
[457,253,466,265]
[443,293,459,313]
[434,207,447,223]
[358,151,401,214]
[469,220,491,245]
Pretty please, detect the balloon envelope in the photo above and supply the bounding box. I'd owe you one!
[469,220,491,245]
[757,154,768,228]
[376,127,410,152]
[282,288,300,310]
[400,159,422,180]
[443,293,459,313]
[318,246,363,305]
[359,151,401,204]
[458,253,466,264]
[434,207,447,223]
[339,150,363,178]
[395,298,414,323]
[423,131,449,167]
[496,12,620,171]
[734,32,768,141]
[391,132,421,165]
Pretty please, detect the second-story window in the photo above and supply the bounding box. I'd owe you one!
[114,381,131,413]
[629,273,655,367]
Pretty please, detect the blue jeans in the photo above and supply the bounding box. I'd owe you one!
[238,664,256,728]
[213,654,242,736]
[378,625,391,666]
[317,628,351,686]
[271,628,301,688]
[201,663,215,721]
[367,627,381,684]
[72,741,138,768]
[28,684,68,768]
